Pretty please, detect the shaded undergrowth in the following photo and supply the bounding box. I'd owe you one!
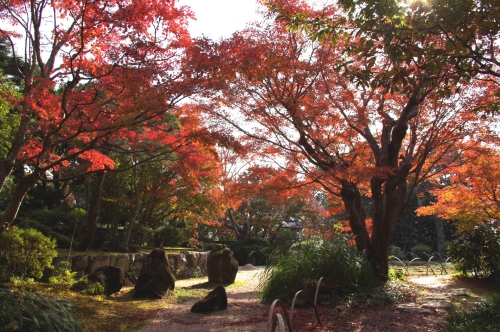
[258,235,376,304]
[443,294,500,332]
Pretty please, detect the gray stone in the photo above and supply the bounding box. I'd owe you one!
[87,255,111,274]
[128,254,135,264]
[114,254,131,275]
[198,253,208,275]
[72,255,89,270]
[167,254,176,271]
[134,254,143,261]
[133,260,143,278]
[109,254,117,267]
[174,254,187,277]
[186,253,199,268]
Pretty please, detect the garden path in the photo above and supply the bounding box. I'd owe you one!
[139,268,491,332]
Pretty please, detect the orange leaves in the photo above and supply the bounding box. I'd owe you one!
[72,150,115,172]
[416,148,500,231]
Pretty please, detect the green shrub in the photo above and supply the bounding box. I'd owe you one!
[388,268,405,281]
[229,237,270,266]
[0,288,84,332]
[410,243,432,260]
[150,224,188,247]
[14,217,71,248]
[70,276,105,296]
[259,235,375,303]
[388,245,403,259]
[21,209,73,228]
[447,224,500,277]
[271,229,300,253]
[443,294,500,332]
[48,261,77,288]
[0,227,57,279]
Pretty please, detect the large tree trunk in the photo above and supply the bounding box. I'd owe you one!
[223,207,252,240]
[76,171,106,251]
[0,172,40,233]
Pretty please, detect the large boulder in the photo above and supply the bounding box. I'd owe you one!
[88,266,125,296]
[191,286,228,313]
[134,248,176,299]
[207,244,238,284]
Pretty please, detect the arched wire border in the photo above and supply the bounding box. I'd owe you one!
[267,277,327,331]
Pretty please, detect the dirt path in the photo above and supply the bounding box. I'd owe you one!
[139,269,491,332]
[139,265,268,332]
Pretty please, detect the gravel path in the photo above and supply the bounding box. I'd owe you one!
[139,265,269,332]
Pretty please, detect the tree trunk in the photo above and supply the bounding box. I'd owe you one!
[76,171,106,251]
[0,108,32,192]
[107,202,121,241]
[434,217,446,253]
[124,164,146,246]
[0,172,40,233]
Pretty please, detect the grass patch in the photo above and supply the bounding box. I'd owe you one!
[1,275,244,332]
[443,294,500,332]
[259,236,376,303]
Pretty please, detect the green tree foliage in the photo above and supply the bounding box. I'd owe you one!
[271,229,300,253]
[410,243,433,260]
[151,223,190,248]
[0,227,57,279]
[270,0,500,97]
[14,217,71,249]
[228,237,270,266]
[0,70,20,163]
[447,223,500,277]
[0,288,84,332]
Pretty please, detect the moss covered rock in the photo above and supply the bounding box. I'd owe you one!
[191,286,227,313]
[207,244,238,284]
[134,248,175,299]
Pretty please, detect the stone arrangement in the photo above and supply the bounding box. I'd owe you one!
[43,249,209,283]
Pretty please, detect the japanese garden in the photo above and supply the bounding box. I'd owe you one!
[0,0,499,331]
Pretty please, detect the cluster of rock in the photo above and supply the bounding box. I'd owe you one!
[43,250,208,283]
[44,244,240,300]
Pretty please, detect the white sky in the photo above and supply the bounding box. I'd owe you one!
[177,0,263,39]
